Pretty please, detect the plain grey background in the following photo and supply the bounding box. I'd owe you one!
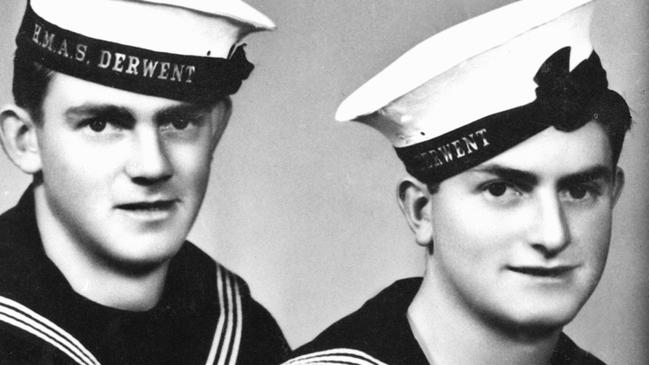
[0,0,647,364]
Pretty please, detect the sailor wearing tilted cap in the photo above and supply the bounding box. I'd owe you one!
[285,0,631,364]
[0,1,290,364]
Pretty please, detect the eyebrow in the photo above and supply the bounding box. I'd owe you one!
[557,165,613,187]
[469,164,613,187]
[153,103,211,124]
[470,165,539,186]
[64,104,135,125]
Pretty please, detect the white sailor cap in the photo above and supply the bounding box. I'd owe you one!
[15,0,276,103]
[335,0,621,184]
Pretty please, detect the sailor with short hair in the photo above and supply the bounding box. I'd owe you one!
[0,0,289,363]
[284,0,631,364]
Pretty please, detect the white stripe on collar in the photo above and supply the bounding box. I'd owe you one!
[0,296,100,365]
[205,264,243,365]
[282,348,388,365]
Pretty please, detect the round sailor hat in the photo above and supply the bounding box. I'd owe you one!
[336,0,625,184]
[15,0,276,103]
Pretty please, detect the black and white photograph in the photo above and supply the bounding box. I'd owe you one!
[0,0,647,364]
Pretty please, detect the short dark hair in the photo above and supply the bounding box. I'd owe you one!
[12,51,54,124]
[587,90,632,165]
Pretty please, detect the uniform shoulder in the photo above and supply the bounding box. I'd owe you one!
[286,278,423,364]
[167,243,291,364]
[176,242,252,297]
[0,191,38,257]
[282,348,388,365]
[552,333,608,365]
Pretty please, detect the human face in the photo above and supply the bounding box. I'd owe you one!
[34,73,228,269]
[426,121,623,335]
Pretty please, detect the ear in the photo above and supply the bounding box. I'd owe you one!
[397,176,435,247]
[611,166,625,206]
[0,105,42,174]
[208,98,232,152]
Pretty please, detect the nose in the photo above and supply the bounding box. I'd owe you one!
[125,128,173,185]
[527,192,571,257]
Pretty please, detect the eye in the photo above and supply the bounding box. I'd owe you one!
[479,180,525,205]
[486,182,509,197]
[562,183,601,202]
[88,119,107,132]
[171,118,190,130]
[160,117,201,133]
[567,185,588,200]
[82,118,123,133]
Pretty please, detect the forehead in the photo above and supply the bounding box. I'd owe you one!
[493,121,610,170]
[451,121,612,183]
[42,73,189,114]
[476,121,612,176]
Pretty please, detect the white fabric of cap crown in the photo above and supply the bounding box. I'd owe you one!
[31,0,275,59]
[335,0,595,148]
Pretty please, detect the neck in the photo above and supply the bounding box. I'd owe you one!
[33,186,169,311]
[407,260,561,365]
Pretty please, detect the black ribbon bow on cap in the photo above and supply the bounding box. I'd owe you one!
[216,44,255,96]
[199,44,255,100]
[533,47,608,131]
[395,46,614,185]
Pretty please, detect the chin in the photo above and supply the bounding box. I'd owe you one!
[107,250,178,275]
[513,310,581,339]
[482,300,583,340]
[97,235,185,274]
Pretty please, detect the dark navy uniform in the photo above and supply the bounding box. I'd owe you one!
[285,278,605,365]
[0,188,290,365]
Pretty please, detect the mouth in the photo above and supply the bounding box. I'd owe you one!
[507,265,576,278]
[117,200,177,211]
[115,199,178,220]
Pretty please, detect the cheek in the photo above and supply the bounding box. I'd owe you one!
[37,134,128,216]
[432,200,495,267]
[569,207,613,266]
[40,136,116,185]
[167,140,214,187]
[39,133,88,185]
[433,197,522,252]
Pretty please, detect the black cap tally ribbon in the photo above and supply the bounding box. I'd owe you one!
[15,3,254,103]
[395,47,610,185]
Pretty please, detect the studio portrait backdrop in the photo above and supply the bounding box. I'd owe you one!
[0,1,647,364]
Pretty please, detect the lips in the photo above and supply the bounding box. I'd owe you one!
[116,200,177,211]
[115,199,179,222]
[507,265,576,277]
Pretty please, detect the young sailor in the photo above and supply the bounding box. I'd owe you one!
[284,0,631,364]
[0,0,289,363]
